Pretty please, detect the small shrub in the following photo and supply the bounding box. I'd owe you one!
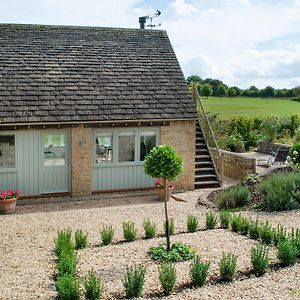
[164,218,175,235]
[187,214,199,233]
[259,173,300,211]
[233,185,251,207]
[277,241,298,266]
[259,221,273,245]
[216,190,233,209]
[55,230,74,257]
[189,256,210,287]
[159,262,176,295]
[56,274,80,300]
[143,218,157,239]
[123,221,138,242]
[206,211,217,229]
[289,143,300,164]
[240,217,250,235]
[217,185,250,209]
[148,241,195,262]
[84,270,104,300]
[74,229,88,250]
[244,173,261,186]
[219,252,238,282]
[57,252,77,278]
[219,210,231,229]
[251,244,269,276]
[122,264,146,298]
[230,214,242,233]
[272,224,287,246]
[100,225,114,246]
[249,219,260,240]
[289,228,300,255]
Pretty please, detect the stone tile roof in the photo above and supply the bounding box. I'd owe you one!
[0,24,197,124]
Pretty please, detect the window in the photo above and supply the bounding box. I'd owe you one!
[118,131,135,162]
[44,133,66,166]
[95,132,113,163]
[0,135,15,168]
[140,130,156,161]
[94,128,158,165]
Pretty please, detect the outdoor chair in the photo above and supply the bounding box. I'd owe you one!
[257,147,291,166]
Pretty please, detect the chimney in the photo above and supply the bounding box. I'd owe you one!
[139,16,147,29]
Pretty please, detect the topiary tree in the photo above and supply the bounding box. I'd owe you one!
[144,145,183,251]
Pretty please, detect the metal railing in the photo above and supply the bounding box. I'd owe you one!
[192,83,224,185]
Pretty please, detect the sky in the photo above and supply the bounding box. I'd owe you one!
[1,0,300,89]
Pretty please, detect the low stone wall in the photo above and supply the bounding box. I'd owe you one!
[211,148,256,181]
[257,141,291,154]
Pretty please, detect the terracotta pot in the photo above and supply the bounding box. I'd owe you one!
[155,187,174,201]
[0,197,18,214]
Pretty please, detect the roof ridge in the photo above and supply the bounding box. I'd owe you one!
[0,23,166,33]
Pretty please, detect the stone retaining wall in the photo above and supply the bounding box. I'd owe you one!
[257,141,291,154]
[211,148,256,181]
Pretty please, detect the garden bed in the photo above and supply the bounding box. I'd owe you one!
[1,189,300,300]
[77,229,273,298]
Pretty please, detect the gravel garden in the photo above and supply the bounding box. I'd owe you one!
[1,146,300,299]
[1,181,300,299]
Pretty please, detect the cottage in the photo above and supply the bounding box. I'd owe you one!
[0,24,200,199]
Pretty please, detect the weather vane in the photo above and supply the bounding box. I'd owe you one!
[139,10,162,29]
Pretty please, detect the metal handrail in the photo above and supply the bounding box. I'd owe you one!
[192,83,223,185]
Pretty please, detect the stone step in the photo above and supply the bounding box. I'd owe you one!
[194,181,220,189]
[196,148,209,154]
[195,167,215,173]
[195,161,213,167]
[195,174,218,180]
[195,154,211,162]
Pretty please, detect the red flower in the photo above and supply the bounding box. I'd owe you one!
[0,189,20,200]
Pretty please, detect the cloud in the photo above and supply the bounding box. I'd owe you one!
[0,0,144,27]
[166,0,300,88]
[170,0,198,16]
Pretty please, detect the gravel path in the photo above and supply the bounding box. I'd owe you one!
[0,188,300,299]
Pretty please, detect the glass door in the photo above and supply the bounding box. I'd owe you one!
[40,131,69,193]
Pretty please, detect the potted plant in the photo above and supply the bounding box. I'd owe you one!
[144,145,183,251]
[155,178,174,201]
[0,189,20,214]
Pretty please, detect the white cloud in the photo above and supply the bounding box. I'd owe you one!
[166,0,300,88]
[170,0,198,16]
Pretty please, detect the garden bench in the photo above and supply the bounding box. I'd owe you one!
[257,147,291,166]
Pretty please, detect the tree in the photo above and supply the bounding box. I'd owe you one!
[227,87,237,97]
[186,75,202,85]
[293,86,300,98]
[201,84,213,98]
[216,85,227,97]
[144,145,183,251]
[261,86,275,98]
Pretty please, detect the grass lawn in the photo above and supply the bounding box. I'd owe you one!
[202,97,300,119]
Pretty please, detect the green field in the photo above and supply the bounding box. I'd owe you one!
[202,97,300,119]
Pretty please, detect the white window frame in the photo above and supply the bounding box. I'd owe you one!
[93,127,160,167]
[0,132,17,172]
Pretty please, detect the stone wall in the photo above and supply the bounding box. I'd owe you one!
[211,148,256,181]
[71,125,93,196]
[257,141,291,154]
[160,120,196,190]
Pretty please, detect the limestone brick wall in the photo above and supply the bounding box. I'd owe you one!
[257,141,291,154]
[160,120,196,190]
[71,126,93,196]
[211,148,256,181]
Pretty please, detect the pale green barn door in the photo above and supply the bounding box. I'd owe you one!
[40,131,70,193]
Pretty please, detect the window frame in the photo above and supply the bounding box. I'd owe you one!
[0,133,17,172]
[42,131,68,167]
[93,127,160,167]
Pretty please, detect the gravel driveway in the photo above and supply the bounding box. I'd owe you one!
[1,188,300,299]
